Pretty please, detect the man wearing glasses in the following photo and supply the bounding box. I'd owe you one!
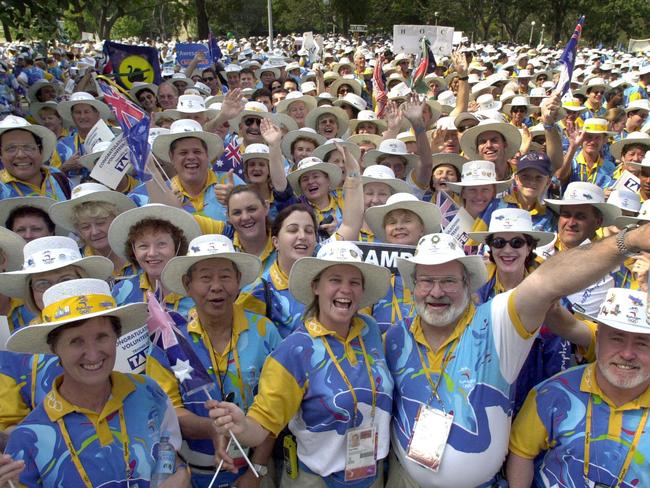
[201,67,222,96]
[582,77,608,120]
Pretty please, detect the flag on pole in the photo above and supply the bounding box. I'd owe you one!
[208,29,223,65]
[554,15,586,98]
[411,37,437,94]
[103,40,161,89]
[96,76,150,177]
[372,56,388,117]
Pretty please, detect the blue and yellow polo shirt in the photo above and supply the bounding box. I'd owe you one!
[0,166,69,200]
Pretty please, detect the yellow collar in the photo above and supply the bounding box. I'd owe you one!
[269,260,289,290]
[139,273,184,304]
[171,169,217,197]
[305,315,366,343]
[410,302,476,354]
[0,166,52,192]
[581,363,650,410]
[44,372,136,422]
[503,190,547,216]
[576,150,603,168]
[187,303,250,340]
[233,232,274,262]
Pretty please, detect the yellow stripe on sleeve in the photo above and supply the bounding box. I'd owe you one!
[193,215,226,235]
[508,290,537,340]
[0,373,31,430]
[509,388,551,459]
[145,355,184,409]
[247,356,306,436]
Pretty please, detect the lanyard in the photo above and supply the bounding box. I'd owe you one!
[415,338,457,412]
[202,325,246,405]
[320,331,376,424]
[171,176,207,214]
[390,274,413,324]
[58,407,131,488]
[583,395,649,488]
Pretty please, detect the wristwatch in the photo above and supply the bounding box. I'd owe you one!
[616,224,640,258]
[252,463,268,477]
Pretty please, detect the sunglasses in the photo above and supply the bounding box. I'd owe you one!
[203,77,215,82]
[488,236,529,249]
[244,118,262,126]
[511,106,527,113]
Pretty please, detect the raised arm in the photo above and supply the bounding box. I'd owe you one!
[334,143,363,240]
[204,88,244,133]
[539,93,563,173]
[555,123,583,185]
[401,93,434,189]
[449,50,470,117]
[260,118,288,192]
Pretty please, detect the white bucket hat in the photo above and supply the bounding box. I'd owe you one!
[476,93,502,111]
[361,165,411,194]
[561,98,587,113]
[575,288,650,335]
[57,92,113,124]
[468,208,555,246]
[365,192,442,242]
[397,233,488,292]
[628,150,650,168]
[6,278,148,354]
[276,91,317,114]
[161,234,262,295]
[432,153,468,173]
[0,196,63,234]
[168,94,218,118]
[445,160,513,193]
[286,156,342,195]
[329,76,363,97]
[304,105,350,138]
[503,96,539,116]
[27,80,62,103]
[544,181,622,226]
[171,73,194,87]
[607,188,641,215]
[333,93,367,113]
[242,143,271,163]
[363,138,419,170]
[107,204,201,261]
[152,119,224,163]
[437,90,456,112]
[348,110,388,134]
[0,227,25,272]
[347,133,382,149]
[281,127,327,161]
[300,81,317,94]
[0,236,114,312]
[460,119,522,160]
[625,99,650,115]
[0,115,57,163]
[582,118,615,135]
[49,182,136,232]
[231,101,275,127]
[312,138,361,162]
[615,200,650,227]
[288,240,390,308]
[610,132,650,161]
[129,82,158,100]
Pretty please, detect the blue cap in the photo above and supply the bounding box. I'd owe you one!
[516,151,552,176]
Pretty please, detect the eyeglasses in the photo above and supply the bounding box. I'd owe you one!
[487,236,529,249]
[414,276,464,294]
[31,273,80,293]
[244,118,262,127]
[3,144,40,155]
[202,77,215,82]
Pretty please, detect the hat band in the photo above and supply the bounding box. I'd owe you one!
[42,293,118,324]
[585,123,608,132]
[24,248,81,270]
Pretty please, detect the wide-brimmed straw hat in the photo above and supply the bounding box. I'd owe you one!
[6,278,148,353]
[0,115,57,163]
[162,234,261,295]
[361,165,411,194]
[445,160,513,193]
[468,208,554,246]
[276,91,317,114]
[365,192,442,242]
[0,227,25,272]
[152,119,224,163]
[363,138,419,171]
[289,240,390,308]
[459,119,522,160]
[544,181,622,226]
[610,132,650,161]
[286,156,342,195]
[397,233,487,292]
[57,91,112,124]
[329,76,363,97]
[280,128,327,161]
[242,143,271,163]
[304,105,349,138]
[0,196,57,229]
[107,204,201,261]
[574,288,650,335]
[49,182,136,232]
[615,200,650,227]
[348,110,387,134]
[167,94,218,119]
[231,101,275,127]
[0,236,113,312]
[312,138,361,162]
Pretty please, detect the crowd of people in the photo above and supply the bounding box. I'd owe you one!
[0,30,648,487]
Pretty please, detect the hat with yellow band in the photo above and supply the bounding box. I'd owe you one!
[582,117,615,135]
[5,278,148,353]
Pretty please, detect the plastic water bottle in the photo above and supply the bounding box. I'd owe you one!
[150,432,176,487]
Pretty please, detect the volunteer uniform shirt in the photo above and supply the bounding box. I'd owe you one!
[569,150,615,188]
[385,291,537,488]
[146,304,280,486]
[248,314,394,487]
[5,372,182,488]
[371,273,415,334]
[0,166,69,200]
[7,297,36,332]
[510,363,650,488]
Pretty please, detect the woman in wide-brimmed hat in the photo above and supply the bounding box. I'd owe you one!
[209,240,393,487]
[3,278,190,488]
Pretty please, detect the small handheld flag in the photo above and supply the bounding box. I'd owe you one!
[411,38,437,95]
[554,15,586,98]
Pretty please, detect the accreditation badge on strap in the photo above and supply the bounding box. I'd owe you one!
[344,424,377,481]
[406,405,453,472]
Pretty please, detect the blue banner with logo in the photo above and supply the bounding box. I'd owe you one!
[175,43,211,69]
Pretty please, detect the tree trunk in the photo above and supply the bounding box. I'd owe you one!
[195,0,209,39]
[2,20,12,42]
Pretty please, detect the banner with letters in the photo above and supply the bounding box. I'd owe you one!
[354,242,416,274]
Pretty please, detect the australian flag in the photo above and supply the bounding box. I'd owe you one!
[372,56,388,117]
[97,77,150,177]
[208,30,223,65]
[411,37,437,95]
[436,190,459,229]
[554,16,586,98]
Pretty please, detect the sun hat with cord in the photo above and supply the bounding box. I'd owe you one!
[107,204,201,262]
[361,165,412,195]
[363,138,419,170]
[610,131,650,161]
[161,234,262,295]
[288,240,390,309]
[615,200,650,228]
[6,278,148,354]
[304,105,350,138]
[573,287,650,335]
[286,156,342,195]
[445,160,513,194]
[280,127,327,161]
[365,192,442,242]
[0,227,26,272]
[151,118,224,163]
[459,119,522,160]
[0,115,57,164]
[397,233,488,293]
[544,181,622,226]
[468,208,555,246]
[49,182,136,233]
[0,236,113,313]
[56,91,113,124]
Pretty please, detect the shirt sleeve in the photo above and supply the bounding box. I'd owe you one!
[193,215,226,235]
[509,388,551,459]
[0,372,30,430]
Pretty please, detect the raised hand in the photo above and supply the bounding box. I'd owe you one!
[401,92,426,127]
[541,92,561,125]
[451,49,469,77]
[214,170,235,205]
[385,100,403,133]
[220,89,245,121]
[260,118,282,147]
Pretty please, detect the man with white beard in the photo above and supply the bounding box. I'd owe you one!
[383,226,650,488]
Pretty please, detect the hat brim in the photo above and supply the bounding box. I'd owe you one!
[467,229,555,247]
[271,113,299,133]
[361,176,412,195]
[6,302,149,354]
[397,254,488,293]
[49,190,136,232]
[0,124,56,164]
[304,106,349,138]
[312,141,361,163]
[276,95,317,115]
[288,256,391,308]
[614,215,650,228]
[431,153,468,173]
[57,98,113,124]
[329,78,362,97]
[573,308,650,335]
[287,162,343,195]
[446,178,513,194]
[365,200,442,242]
[544,199,622,226]
[281,129,327,161]
[231,109,274,128]
[348,119,388,134]
[107,205,201,261]
[161,251,262,295]
[0,227,25,271]
[460,122,523,160]
[362,149,419,172]
[152,130,224,163]
[610,137,650,160]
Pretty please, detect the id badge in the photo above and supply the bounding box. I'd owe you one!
[226,438,250,470]
[344,425,377,481]
[406,405,453,472]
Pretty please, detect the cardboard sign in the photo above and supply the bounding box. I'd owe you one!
[442,207,474,246]
[349,24,368,33]
[613,170,641,194]
[175,43,210,69]
[393,25,455,56]
[114,325,150,373]
[453,31,464,45]
[85,119,115,153]
[354,241,415,274]
[90,134,131,189]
